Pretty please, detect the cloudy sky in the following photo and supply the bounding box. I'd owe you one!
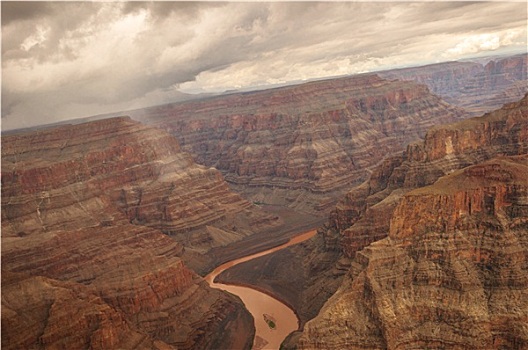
[2,1,526,131]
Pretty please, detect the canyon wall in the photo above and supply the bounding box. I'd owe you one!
[280,94,528,349]
[295,155,528,349]
[1,116,280,254]
[219,94,528,334]
[132,74,465,214]
[1,117,260,349]
[332,93,528,261]
[380,53,527,116]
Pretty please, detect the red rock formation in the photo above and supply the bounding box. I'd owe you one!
[380,53,528,116]
[1,270,182,350]
[130,74,465,214]
[332,94,528,260]
[1,117,258,349]
[1,116,279,252]
[218,94,528,339]
[295,155,528,349]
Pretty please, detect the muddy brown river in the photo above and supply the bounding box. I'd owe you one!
[205,229,317,350]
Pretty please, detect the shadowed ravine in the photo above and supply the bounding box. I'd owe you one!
[205,230,317,350]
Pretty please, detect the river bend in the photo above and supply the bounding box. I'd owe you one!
[205,229,317,350]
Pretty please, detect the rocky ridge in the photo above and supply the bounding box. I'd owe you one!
[1,117,261,349]
[133,74,465,214]
[295,154,528,349]
[380,53,527,116]
[218,94,528,336]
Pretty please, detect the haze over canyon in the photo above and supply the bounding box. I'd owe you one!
[2,1,526,129]
[2,51,527,349]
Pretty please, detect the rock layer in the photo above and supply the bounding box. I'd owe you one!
[296,155,528,349]
[380,53,527,116]
[132,74,465,214]
[1,117,258,349]
[1,116,279,253]
[333,93,528,260]
[214,95,528,331]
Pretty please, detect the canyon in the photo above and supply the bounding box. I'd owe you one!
[1,117,266,349]
[107,54,528,221]
[380,53,527,116]
[2,54,527,349]
[128,73,466,215]
[219,94,528,342]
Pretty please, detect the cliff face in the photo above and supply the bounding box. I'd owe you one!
[380,53,528,116]
[217,95,528,330]
[296,155,528,349]
[133,74,465,214]
[1,117,257,349]
[1,116,279,253]
[331,94,528,261]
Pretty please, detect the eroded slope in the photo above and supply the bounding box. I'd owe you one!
[133,74,465,214]
[296,155,528,349]
[1,117,259,349]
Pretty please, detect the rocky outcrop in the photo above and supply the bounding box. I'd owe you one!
[133,74,465,214]
[1,116,279,254]
[1,117,259,349]
[295,155,528,349]
[214,95,528,331]
[2,271,165,350]
[332,93,528,260]
[380,53,528,116]
[2,224,255,349]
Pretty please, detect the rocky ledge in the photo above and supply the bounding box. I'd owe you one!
[295,155,528,349]
[133,74,465,214]
[1,117,261,349]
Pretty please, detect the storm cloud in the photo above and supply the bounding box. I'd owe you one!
[2,1,526,130]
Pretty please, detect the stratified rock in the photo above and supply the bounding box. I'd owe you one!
[1,271,167,350]
[296,155,528,349]
[1,116,279,254]
[333,93,528,260]
[215,95,528,330]
[380,53,527,116]
[1,117,256,349]
[132,74,465,214]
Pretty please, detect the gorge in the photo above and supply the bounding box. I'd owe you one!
[2,54,527,350]
[223,94,528,349]
[129,73,466,217]
[206,230,317,350]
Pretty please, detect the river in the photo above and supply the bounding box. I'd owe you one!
[205,229,317,350]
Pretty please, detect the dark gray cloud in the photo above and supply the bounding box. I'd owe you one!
[2,1,526,130]
[1,1,52,25]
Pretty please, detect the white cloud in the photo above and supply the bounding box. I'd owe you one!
[443,30,525,58]
[20,25,50,51]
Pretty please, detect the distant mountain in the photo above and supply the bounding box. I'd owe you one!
[379,53,527,116]
[133,73,466,216]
